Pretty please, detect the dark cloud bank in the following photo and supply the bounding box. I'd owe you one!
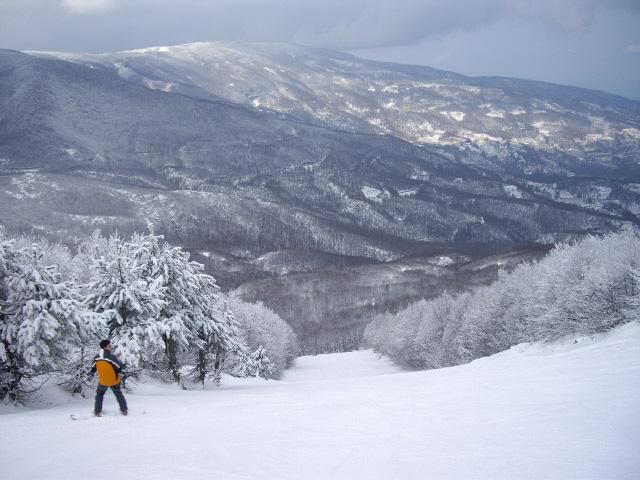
[0,0,638,99]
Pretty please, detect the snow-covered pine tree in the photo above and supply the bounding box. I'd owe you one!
[84,232,247,386]
[249,345,273,379]
[0,240,103,402]
[192,281,245,385]
[0,238,21,401]
[228,345,273,379]
[83,233,166,369]
[149,237,214,385]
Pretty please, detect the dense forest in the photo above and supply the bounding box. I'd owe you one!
[364,229,640,369]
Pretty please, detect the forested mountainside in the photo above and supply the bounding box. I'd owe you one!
[44,42,640,181]
[364,230,640,370]
[1,44,639,349]
[235,245,551,353]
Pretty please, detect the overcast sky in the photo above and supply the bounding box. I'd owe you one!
[1,0,639,99]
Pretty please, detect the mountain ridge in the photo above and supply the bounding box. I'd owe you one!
[1,44,638,349]
[32,41,640,106]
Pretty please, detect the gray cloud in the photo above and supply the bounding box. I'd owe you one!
[0,0,637,52]
[61,0,115,14]
[0,0,637,99]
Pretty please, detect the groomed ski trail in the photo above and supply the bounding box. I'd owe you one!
[1,323,639,480]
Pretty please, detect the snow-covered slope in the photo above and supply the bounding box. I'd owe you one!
[2,322,638,479]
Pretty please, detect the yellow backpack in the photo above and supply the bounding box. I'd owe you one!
[96,359,121,387]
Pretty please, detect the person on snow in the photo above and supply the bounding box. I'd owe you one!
[89,339,128,417]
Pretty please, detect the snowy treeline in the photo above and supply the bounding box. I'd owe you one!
[364,230,640,370]
[226,294,298,379]
[1,231,298,402]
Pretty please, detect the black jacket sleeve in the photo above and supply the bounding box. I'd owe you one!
[89,355,98,375]
[106,351,126,375]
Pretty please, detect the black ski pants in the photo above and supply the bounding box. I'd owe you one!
[94,384,128,413]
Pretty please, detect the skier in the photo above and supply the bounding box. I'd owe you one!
[89,339,128,417]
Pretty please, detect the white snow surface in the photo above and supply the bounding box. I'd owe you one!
[2,323,640,480]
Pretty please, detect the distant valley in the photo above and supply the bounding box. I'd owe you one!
[1,43,638,351]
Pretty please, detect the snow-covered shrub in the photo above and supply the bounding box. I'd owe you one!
[229,345,274,379]
[364,229,640,370]
[226,294,298,379]
[248,346,273,378]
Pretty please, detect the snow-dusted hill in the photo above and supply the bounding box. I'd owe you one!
[2,46,637,254]
[1,45,639,349]
[2,322,638,480]
[41,42,640,179]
